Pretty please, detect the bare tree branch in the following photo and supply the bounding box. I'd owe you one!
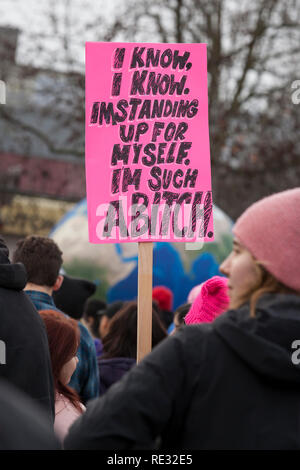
[0,107,84,158]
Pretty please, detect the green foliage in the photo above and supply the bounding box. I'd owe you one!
[63,258,109,301]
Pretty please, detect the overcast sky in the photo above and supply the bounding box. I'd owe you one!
[0,0,119,70]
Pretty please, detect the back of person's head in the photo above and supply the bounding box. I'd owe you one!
[52,275,96,320]
[220,188,300,316]
[13,236,63,287]
[102,301,167,359]
[152,287,174,329]
[39,310,82,413]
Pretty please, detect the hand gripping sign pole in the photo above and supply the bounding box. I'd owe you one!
[85,42,213,364]
[137,242,153,363]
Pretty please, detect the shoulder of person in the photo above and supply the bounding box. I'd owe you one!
[139,323,215,374]
[55,393,84,417]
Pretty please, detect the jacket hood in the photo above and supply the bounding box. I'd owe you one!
[213,293,300,383]
[0,237,27,291]
[0,263,27,291]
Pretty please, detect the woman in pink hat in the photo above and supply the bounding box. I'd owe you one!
[65,189,300,450]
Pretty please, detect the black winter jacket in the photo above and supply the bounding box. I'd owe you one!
[65,293,300,450]
[0,238,55,423]
[0,379,60,449]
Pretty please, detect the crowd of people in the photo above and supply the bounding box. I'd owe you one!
[0,188,299,449]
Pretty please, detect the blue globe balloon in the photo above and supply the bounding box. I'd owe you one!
[50,199,233,309]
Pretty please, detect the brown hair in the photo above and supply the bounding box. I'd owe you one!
[231,261,299,317]
[102,301,167,359]
[13,236,63,287]
[39,310,82,413]
[175,303,191,329]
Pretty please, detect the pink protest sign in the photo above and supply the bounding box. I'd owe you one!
[86,42,213,243]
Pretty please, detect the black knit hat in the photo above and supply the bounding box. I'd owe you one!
[53,275,96,320]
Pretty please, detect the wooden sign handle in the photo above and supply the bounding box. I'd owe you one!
[137,242,153,363]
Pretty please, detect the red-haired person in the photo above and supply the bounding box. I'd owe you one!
[39,310,85,442]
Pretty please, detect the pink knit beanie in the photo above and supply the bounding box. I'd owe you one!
[185,276,230,324]
[233,188,300,292]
